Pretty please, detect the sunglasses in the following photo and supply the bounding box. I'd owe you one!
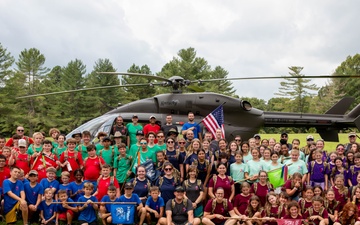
[235,139,241,141]
[167,141,174,144]
[178,142,185,144]
[164,168,173,171]
[17,130,24,132]
[157,136,164,138]
[337,148,344,150]
[140,142,147,145]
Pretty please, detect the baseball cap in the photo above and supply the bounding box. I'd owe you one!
[132,114,138,118]
[124,182,134,189]
[306,135,314,141]
[175,186,185,192]
[136,130,144,136]
[29,170,38,176]
[253,134,261,139]
[349,132,357,137]
[18,139,27,147]
[149,115,156,119]
[103,136,112,142]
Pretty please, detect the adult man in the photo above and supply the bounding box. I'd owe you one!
[126,114,143,147]
[161,114,178,136]
[71,130,82,145]
[5,126,34,147]
[210,128,223,152]
[253,134,261,147]
[159,186,201,225]
[280,132,292,150]
[143,115,161,143]
[345,132,358,153]
[234,135,242,150]
[203,132,213,142]
[185,130,195,149]
[3,166,29,225]
[301,135,314,155]
[181,112,202,141]
[111,116,129,143]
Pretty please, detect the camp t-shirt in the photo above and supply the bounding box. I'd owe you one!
[3,179,24,214]
[24,182,44,205]
[165,198,193,224]
[146,196,165,213]
[38,200,57,221]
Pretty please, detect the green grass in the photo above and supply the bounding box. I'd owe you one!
[260,133,351,152]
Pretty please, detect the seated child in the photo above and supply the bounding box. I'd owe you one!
[78,182,99,225]
[39,188,57,225]
[56,189,78,225]
[100,185,118,225]
[145,186,165,225]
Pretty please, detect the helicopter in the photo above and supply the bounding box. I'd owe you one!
[19,72,360,142]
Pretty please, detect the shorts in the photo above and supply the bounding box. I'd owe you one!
[5,201,20,224]
[173,222,188,225]
[78,220,97,225]
[214,222,226,225]
[58,210,74,220]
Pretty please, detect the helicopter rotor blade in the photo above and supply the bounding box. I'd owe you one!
[98,72,172,82]
[16,83,157,99]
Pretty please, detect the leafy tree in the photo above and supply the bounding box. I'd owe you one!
[203,66,236,96]
[276,66,318,113]
[332,54,360,105]
[0,43,15,83]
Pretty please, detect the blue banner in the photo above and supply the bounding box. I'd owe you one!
[111,204,135,224]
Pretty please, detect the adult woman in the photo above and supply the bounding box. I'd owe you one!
[183,166,204,217]
[129,165,151,205]
[250,170,274,207]
[155,162,180,204]
[208,163,235,202]
[202,187,241,225]
[184,139,201,173]
[165,137,184,180]
[336,144,347,165]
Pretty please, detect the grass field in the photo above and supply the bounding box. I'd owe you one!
[260,133,351,152]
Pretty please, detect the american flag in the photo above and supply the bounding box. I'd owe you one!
[202,104,225,139]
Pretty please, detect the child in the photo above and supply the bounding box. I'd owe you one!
[302,196,329,225]
[285,149,308,183]
[24,170,43,223]
[145,186,165,225]
[329,174,349,209]
[27,132,43,157]
[83,144,105,188]
[94,164,120,201]
[14,139,31,175]
[240,141,252,163]
[40,167,60,197]
[60,138,83,181]
[334,202,360,225]
[308,150,329,189]
[324,189,339,224]
[230,151,248,195]
[328,152,338,172]
[279,192,291,211]
[39,188,57,225]
[284,172,305,201]
[78,182,99,225]
[76,130,92,160]
[3,166,29,225]
[113,143,132,190]
[245,148,264,184]
[2,146,13,167]
[155,150,166,175]
[56,189,78,225]
[348,153,360,187]
[314,185,324,197]
[283,201,302,219]
[234,182,252,216]
[346,150,355,168]
[97,136,118,168]
[59,171,72,197]
[100,185,118,225]
[299,185,314,214]
[330,157,347,187]
[263,192,286,225]
[118,182,147,225]
[69,169,85,201]
[33,140,59,181]
[244,195,264,225]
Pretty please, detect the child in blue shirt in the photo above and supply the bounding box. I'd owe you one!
[78,182,98,225]
[24,170,44,223]
[39,188,57,225]
[100,185,118,225]
[145,186,165,225]
[69,169,85,201]
[40,167,59,198]
[59,171,72,197]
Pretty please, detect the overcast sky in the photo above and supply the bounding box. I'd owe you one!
[1,0,359,101]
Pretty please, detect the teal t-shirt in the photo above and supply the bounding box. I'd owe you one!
[155,143,166,151]
[246,159,265,178]
[243,153,253,164]
[147,145,161,157]
[97,146,119,166]
[230,163,248,182]
[126,123,143,146]
[131,150,156,173]
[284,160,308,176]
[76,144,89,161]
[114,155,133,183]
[27,144,43,155]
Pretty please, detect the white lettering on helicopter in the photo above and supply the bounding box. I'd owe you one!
[160,100,179,106]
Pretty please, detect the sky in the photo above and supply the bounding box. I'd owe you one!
[1,0,360,101]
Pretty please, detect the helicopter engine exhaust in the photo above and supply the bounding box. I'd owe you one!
[241,100,252,111]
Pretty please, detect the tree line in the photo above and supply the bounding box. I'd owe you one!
[0,42,359,136]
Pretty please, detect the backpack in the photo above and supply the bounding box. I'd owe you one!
[99,146,115,166]
[211,198,228,214]
[323,200,339,215]
[191,159,210,169]
[64,150,79,163]
[253,182,273,193]
[306,206,325,217]
[97,176,115,186]
[183,179,202,189]
[158,174,180,188]
[171,198,188,210]
[83,156,103,169]
[133,178,151,193]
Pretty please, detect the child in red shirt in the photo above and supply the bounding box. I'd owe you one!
[60,138,83,182]
[93,164,120,201]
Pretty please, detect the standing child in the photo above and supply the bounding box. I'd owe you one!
[83,144,105,189]
[145,186,165,225]
[39,188,57,225]
[285,149,308,183]
[348,153,360,187]
[60,138,83,181]
[69,169,85,201]
[40,167,60,197]
[330,157,347,187]
[14,139,31,175]
[230,151,248,195]
[56,189,78,225]
[113,143,132,191]
[313,185,324,198]
[27,132,43,157]
[59,171,72,197]
[308,150,329,190]
[94,164,120,201]
[100,185,118,225]
[24,170,43,224]
[329,174,349,209]
[78,182,99,225]
[302,196,329,225]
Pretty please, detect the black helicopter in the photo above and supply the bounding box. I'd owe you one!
[19,73,360,142]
